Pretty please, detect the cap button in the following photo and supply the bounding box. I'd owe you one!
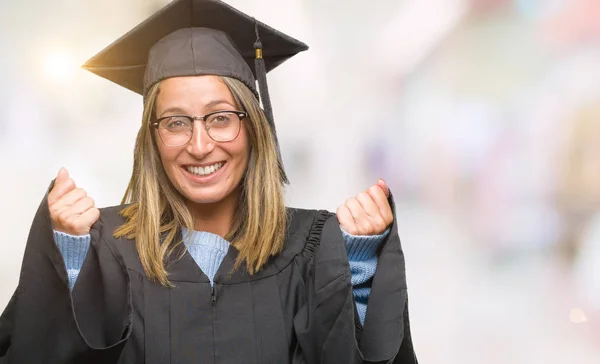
[254,40,263,59]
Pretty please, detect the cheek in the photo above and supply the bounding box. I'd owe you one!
[155,133,173,162]
[234,128,250,168]
[155,138,179,178]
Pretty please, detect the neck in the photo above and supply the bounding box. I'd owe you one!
[187,188,240,238]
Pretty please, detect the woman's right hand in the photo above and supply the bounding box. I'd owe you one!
[48,167,100,236]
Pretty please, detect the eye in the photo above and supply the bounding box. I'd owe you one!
[162,116,191,130]
[207,112,233,126]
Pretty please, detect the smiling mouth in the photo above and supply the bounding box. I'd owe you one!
[185,162,225,177]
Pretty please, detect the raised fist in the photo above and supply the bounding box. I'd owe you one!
[336,179,393,236]
[48,167,100,236]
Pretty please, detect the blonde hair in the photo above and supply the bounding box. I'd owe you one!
[114,76,287,286]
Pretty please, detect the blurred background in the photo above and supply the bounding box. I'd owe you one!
[1,0,600,362]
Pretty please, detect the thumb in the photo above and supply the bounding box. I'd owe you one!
[377,178,390,198]
[55,167,70,185]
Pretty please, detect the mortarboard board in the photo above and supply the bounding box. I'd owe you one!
[82,0,309,183]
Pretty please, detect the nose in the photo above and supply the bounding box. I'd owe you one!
[186,120,214,158]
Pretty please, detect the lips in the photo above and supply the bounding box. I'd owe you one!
[184,162,225,177]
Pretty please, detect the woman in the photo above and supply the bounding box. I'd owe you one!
[0,1,417,363]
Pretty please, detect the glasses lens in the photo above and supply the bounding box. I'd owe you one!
[206,112,241,142]
[158,116,192,146]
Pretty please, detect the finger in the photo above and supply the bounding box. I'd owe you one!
[61,188,88,208]
[377,178,390,197]
[77,207,100,229]
[53,197,94,229]
[336,205,358,235]
[356,192,388,233]
[356,192,380,218]
[49,188,88,217]
[55,167,69,185]
[59,197,96,226]
[48,173,77,206]
[367,185,393,224]
[69,196,95,216]
[63,207,100,235]
[345,197,371,235]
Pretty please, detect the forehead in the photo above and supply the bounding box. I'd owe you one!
[155,75,236,110]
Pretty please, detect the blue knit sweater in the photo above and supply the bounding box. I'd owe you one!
[54,226,388,324]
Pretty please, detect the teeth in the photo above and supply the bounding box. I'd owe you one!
[186,162,224,176]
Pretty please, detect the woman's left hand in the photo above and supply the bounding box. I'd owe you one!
[336,179,393,236]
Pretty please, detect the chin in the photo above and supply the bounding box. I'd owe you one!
[180,185,232,205]
[186,194,225,205]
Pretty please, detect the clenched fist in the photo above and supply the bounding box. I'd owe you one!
[48,167,100,236]
[336,179,393,236]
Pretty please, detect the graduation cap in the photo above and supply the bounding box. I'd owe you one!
[82,0,309,184]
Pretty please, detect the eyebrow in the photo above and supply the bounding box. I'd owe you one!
[159,100,236,117]
[205,99,236,109]
[160,107,187,116]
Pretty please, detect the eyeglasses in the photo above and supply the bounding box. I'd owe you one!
[152,110,247,147]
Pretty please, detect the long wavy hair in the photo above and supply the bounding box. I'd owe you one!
[114,76,287,286]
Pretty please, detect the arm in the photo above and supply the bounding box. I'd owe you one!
[337,179,394,326]
[54,231,91,291]
[342,227,390,325]
[295,194,417,364]
[1,180,131,363]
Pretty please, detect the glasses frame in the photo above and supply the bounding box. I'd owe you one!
[151,110,248,147]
